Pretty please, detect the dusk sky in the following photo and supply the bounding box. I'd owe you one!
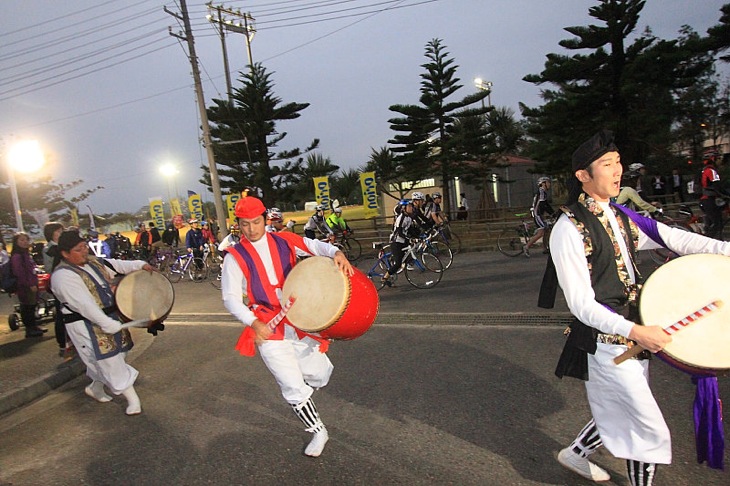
[1,0,728,215]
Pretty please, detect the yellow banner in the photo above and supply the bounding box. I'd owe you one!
[149,198,165,229]
[359,171,379,219]
[313,176,331,210]
[170,198,183,218]
[226,193,241,224]
[70,207,79,227]
[188,193,203,221]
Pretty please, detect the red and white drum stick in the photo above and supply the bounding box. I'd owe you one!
[613,300,723,365]
[266,295,297,331]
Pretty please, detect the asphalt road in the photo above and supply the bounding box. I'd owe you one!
[0,252,728,485]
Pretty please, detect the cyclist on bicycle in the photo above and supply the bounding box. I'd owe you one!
[325,207,352,235]
[218,224,241,254]
[304,205,335,243]
[615,169,663,218]
[410,192,434,230]
[185,219,206,264]
[524,177,556,257]
[382,199,419,286]
[423,192,446,227]
[266,208,295,233]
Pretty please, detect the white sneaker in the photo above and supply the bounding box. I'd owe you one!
[304,428,329,457]
[523,245,531,258]
[557,447,610,482]
[84,381,112,403]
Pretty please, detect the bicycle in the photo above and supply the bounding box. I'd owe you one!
[166,249,208,283]
[497,214,544,257]
[335,230,362,261]
[423,228,454,269]
[358,239,444,290]
[432,222,461,254]
[201,243,223,276]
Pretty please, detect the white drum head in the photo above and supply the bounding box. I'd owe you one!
[115,270,175,322]
[640,253,730,371]
[282,256,349,332]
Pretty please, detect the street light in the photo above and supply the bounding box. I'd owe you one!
[474,77,493,108]
[159,163,180,219]
[5,140,45,232]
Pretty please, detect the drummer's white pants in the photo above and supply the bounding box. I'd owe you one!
[66,321,139,395]
[585,343,671,464]
[258,325,333,404]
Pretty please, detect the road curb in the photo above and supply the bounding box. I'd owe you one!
[0,329,155,417]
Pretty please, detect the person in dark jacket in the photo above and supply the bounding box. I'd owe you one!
[10,232,46,338]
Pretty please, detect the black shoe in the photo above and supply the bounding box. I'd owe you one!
[25,327,44,338]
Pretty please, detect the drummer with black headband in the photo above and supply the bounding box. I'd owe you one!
[541,130,730,485]
[51,229,158,416]
[220,196,352,458]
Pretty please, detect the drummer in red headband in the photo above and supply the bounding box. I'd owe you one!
[543,130,730,485]
[221,196,353,457]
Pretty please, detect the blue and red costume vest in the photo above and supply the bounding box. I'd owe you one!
[227,232,330,355]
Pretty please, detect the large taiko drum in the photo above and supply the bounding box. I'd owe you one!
[114,270,175,325]
[640,253,730,376]
[282,256,379,340]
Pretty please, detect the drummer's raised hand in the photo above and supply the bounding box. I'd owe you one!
[251,319,273,344]
[333,251,354,276]
[628,324,672,353]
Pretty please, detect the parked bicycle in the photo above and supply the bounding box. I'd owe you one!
[358,239,443,290]
[166,249,208,283]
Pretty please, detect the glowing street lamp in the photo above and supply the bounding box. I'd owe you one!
[5,140,45,232]
[159,163,180,219]
[474,77,493,108]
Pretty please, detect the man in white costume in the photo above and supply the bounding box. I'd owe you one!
[51,229,156,415]
[221,196,353,458]
[546,130,730,485]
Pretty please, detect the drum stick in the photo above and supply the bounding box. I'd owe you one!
[120,318,152,330]
[613,300,723,365]
[266,295,297,331]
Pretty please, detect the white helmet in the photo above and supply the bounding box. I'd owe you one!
[315,205,324,212]
[628,163,645,172]
[537,176,551,186]
[267,209,283,221]
[334,207,342,214]
[411,191,425,201]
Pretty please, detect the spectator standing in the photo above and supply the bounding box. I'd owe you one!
[700,157,725,239]
[43,221,66,355]
[670,169,684,203]
[457,192,469,220]
[650,174,666,204]
[87,230,111,258]
[10,232,46,338]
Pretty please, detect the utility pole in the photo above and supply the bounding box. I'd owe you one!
[206,4,233,101]
[205,3,256,72]
[165,0,228,238]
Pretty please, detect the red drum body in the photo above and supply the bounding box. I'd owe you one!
[282,256,379,340]
[640,254,730,376]
[37,273,50,292]
[114,270,175,325]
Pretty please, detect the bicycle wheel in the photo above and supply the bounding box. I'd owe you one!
[446,231,462,254]
[357,256,393,290]
[405,253,443,289]
[189,257,209,282]
[343,237,362,261]
[425,240,453,269]
[166,260,183,283]
[497,229,525,257]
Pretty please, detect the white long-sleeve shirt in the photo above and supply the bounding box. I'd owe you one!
[51,258,146,334]
[221,236,339,326]
[550,201,730,338]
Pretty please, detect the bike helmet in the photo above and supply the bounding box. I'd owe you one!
[411,191,425,201]
[537,176,551,186]
[628,163,645,171]
[334,207,342,214]
[432,192,442,198]
[315,204,324,212]
[268,209,283,221]
[229,223,240,232]
[398,199,411,206]
[188,219,199,224]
